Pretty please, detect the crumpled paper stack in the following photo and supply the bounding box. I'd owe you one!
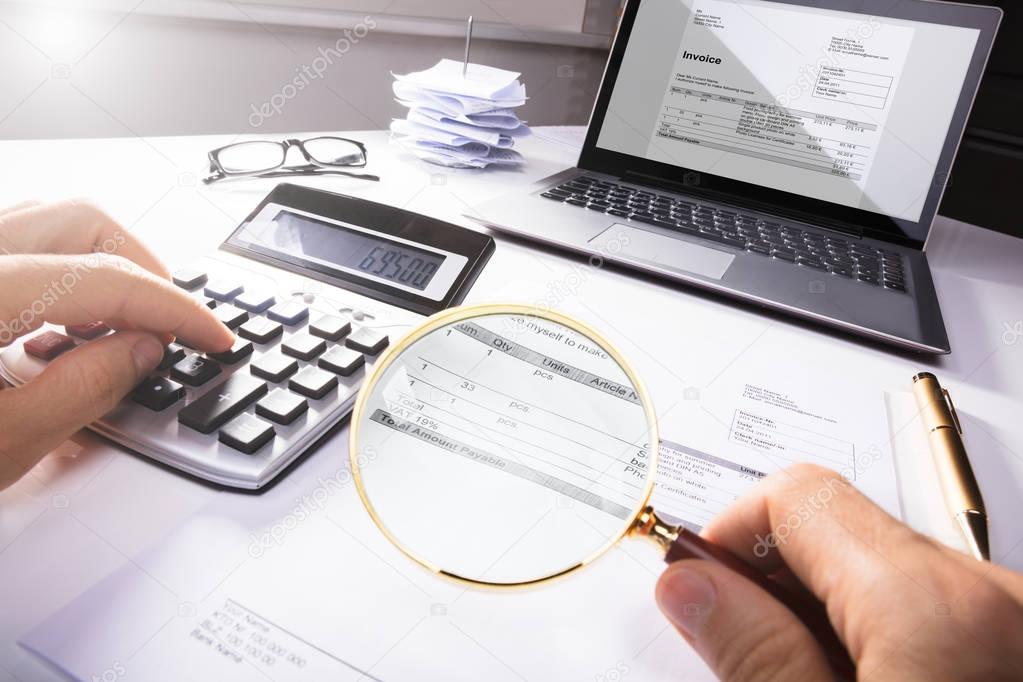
[390,59,530,168]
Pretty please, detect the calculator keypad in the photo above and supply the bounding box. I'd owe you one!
[256,388,308,425]
[208,338,254,365]
[132,377,185,411]
[178,374,268,434]
[219,413,275,454]
[24,331,76,361]
[238,317,283,344]
[310,315,351,342]
[66,322,111,340]
[267,300,309,325]
[282,334,327,362]
[289,366,338,399]
[345,326,389,355]
[1,259,418,489]
[250,352,299,383]
[171,354,222,386]
[213,304,249,329]
[318,346,365,376]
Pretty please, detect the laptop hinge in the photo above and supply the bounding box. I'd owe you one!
[620,170,865,239]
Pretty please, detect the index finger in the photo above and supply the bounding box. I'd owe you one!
[0,199,170,280]
[0,254,233,352]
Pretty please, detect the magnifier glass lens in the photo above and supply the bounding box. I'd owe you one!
[353,312,654,585]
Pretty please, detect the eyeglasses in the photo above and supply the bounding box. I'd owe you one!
[203,137,380,184]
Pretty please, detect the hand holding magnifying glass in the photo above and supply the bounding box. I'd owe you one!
[348,304,854,679]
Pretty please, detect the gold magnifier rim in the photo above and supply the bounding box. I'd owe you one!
[348,303,660,589]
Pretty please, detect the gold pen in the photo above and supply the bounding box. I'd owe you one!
[912,372,989,561]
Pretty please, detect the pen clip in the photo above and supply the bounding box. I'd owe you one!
[942,388,963,434]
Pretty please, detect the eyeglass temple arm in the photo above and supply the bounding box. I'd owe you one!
[202,167,380,185]
[256,166,380,182]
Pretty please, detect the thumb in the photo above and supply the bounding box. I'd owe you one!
[656,560,834,682]
[3,331,163,466]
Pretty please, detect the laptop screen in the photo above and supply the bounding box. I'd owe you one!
[585,0,999,244]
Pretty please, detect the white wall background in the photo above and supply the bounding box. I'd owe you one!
[0,1,613,140]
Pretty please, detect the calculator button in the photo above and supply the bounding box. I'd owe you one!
[24,331,76,361]
[132,377,184,411]
[309,315,351,342]
[204,280,244,301]
[170,354,221,387]
[213,304,249,329]
[172,268,208,290]
[282,334,327,361]
[345,327,389,355]
[208,337,254,364]
[256,388,309,425]
[234,290,276,313]
[318,346,365,376]
[251,352,299,383]
[157,343,186,371]
[178,374,268,434]
[267,300,309,326]
[219,413,275,454]
[203,298,218,309]
[65,322,110,340]
[238,317,284,344]
[289,366,338,399]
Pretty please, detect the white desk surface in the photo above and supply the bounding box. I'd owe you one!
[1,127,1022,681]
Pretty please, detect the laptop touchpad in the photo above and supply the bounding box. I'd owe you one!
[590,224,734,280]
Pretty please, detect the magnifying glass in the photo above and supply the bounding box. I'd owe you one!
[349,304,853,677]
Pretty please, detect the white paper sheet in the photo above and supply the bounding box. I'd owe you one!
[20,284,904,681]
[393,59,523,101]
[407,105,525,131]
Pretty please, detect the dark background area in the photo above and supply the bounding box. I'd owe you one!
[939,0,1022,238]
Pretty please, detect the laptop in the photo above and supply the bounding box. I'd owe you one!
[472,0,1002,354]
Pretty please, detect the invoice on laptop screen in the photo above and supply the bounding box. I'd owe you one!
[595,0,981,222]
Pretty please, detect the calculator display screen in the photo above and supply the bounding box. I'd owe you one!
[246,210,446,291]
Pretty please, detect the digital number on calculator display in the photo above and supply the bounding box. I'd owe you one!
[356,246,440,290]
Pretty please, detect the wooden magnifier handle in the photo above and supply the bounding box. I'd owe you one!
[637,509,855,680]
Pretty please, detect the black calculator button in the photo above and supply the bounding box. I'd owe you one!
[178,374,268,434]
[203,298,218,309]
[213,304,249,329]
[170,354,222,387]
[208,337,254,364]
[256,388,309,425]
[289,366,337,399]
[238,317,284,344]
[219,413,275,454]
[267,300,309,326]
[282,334,326,361]
[345,327,389,355]
[309,315,351,342]
[204,280,244,301]
[250,352,299,383]
[157,343,186,371]
[318,346,365,376]
[234,290,276,314]
[172,268,207,290]
[132,377,185,411]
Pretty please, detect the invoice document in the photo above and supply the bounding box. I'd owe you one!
[595,0,981,222]
[650,0,914,213]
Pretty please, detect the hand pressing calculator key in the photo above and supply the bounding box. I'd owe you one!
[0,185,494,488]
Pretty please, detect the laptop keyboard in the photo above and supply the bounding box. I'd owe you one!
[541,175,907,292]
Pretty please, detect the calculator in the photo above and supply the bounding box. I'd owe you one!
[0,184,494,489]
